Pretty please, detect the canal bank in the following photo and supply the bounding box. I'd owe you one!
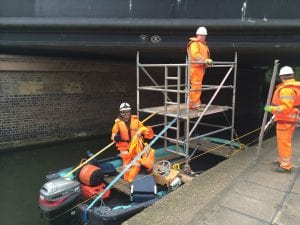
[124,129,300,225]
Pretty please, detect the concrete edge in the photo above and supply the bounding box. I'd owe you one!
[123,137,276,225]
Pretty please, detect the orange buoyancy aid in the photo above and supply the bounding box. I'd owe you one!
[129,137,155,171]
[112,115,140,151]
[271,79,300,122]
[187,37,210,68]
[272,80,300,106]
[143,126,154,139]
[140,144,155,171]
[128,126,154,155]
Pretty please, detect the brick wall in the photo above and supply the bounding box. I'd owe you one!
[0,55,136,150]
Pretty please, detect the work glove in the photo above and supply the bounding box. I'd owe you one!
[114,134,122,143]
[205,58,213,65]
[264,105,273,113]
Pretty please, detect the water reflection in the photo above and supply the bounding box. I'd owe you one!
[0,136,115,225]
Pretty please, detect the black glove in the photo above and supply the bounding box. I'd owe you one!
[114,135,122,143]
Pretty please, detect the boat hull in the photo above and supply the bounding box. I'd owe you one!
[78,198,159,225]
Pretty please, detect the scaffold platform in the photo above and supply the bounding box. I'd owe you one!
[139,103,231,119]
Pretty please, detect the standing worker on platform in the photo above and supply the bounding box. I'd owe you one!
[187,26,213,109]
[264,66,300,172]
[111,102,154,182]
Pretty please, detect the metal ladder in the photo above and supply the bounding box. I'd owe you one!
[136,51,238,169]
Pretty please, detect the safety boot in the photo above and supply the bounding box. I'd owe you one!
[275,166,292,173]
[190,102,201,109]
[272,160,280,166]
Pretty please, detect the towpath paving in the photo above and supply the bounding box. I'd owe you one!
[123,129,300,225]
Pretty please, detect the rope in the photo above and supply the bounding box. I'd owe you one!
[222,111,243,147]
[64,112,157,178]
[83,118,176,222]
[53,125,263,220]
[176,126,262,167]
[109,126,263,183]
[49,193,101,221]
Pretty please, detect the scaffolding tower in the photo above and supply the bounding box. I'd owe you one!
[136,52,238,170]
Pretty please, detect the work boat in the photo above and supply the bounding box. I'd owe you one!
[39,127,241,225]
[39,141,188,225]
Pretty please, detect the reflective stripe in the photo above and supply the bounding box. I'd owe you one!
[133,162,141,167]
[275,106,281,113]
[290,113,298,118]
[120,151,129,155]
[280,95,295,100]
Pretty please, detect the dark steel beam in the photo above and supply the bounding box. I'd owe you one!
[1,17,300,66]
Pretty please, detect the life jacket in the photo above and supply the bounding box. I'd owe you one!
[140,144,155,171]
[128,126,154,155]
[114,115,140,151]
[129,138,155,171]
[272,80,300,122]
[81,183,111,199]
[187,37,210,68]
[127,126,155,171]
[272,80,300,106]
[142,126,154,139]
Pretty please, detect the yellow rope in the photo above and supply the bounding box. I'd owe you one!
[64,112,157,178]
[49,194,97,221]
[53,125,262,220]
[176,126,262,167]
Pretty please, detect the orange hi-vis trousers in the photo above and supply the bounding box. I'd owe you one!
[120,151,141,183]
[190,66,205,106]
[276,122,296,170]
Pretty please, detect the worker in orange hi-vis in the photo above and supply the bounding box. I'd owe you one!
[264,66,300,172]
[111,102,154,182]
[187,26,213,109]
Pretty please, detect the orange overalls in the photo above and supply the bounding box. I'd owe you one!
[111,116,154,182]
[129,127,155,172]
[271,79,300,170]
[187,37,210,108]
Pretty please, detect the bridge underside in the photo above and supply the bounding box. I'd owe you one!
[1,18,300,66]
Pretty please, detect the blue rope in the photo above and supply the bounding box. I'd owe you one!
[83,118,176,223]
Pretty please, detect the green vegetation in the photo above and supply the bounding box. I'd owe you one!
[265,66,300,84]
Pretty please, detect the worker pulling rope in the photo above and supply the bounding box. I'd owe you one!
[64,112,157,178]
[83,118,177,222]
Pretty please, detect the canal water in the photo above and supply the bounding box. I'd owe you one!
[0,136,114,225]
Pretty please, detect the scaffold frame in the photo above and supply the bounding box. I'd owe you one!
[136,52,238,169]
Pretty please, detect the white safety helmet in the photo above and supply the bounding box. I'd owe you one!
[196,26,207,36]
[119,102,131,111]
[279,66,294,76]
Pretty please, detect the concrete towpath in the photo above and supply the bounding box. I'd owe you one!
[123,129,300,225]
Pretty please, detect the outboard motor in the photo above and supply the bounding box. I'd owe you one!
[39,177,81,219]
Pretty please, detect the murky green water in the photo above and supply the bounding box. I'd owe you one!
[0,137,115,225]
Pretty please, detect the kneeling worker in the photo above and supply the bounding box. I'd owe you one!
[111,102,154,182]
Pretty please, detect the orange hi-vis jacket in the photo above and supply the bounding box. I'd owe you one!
[187,37,210,68]
[111,115,154,151]
[271,79,300,122]
[111,115,142,151]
